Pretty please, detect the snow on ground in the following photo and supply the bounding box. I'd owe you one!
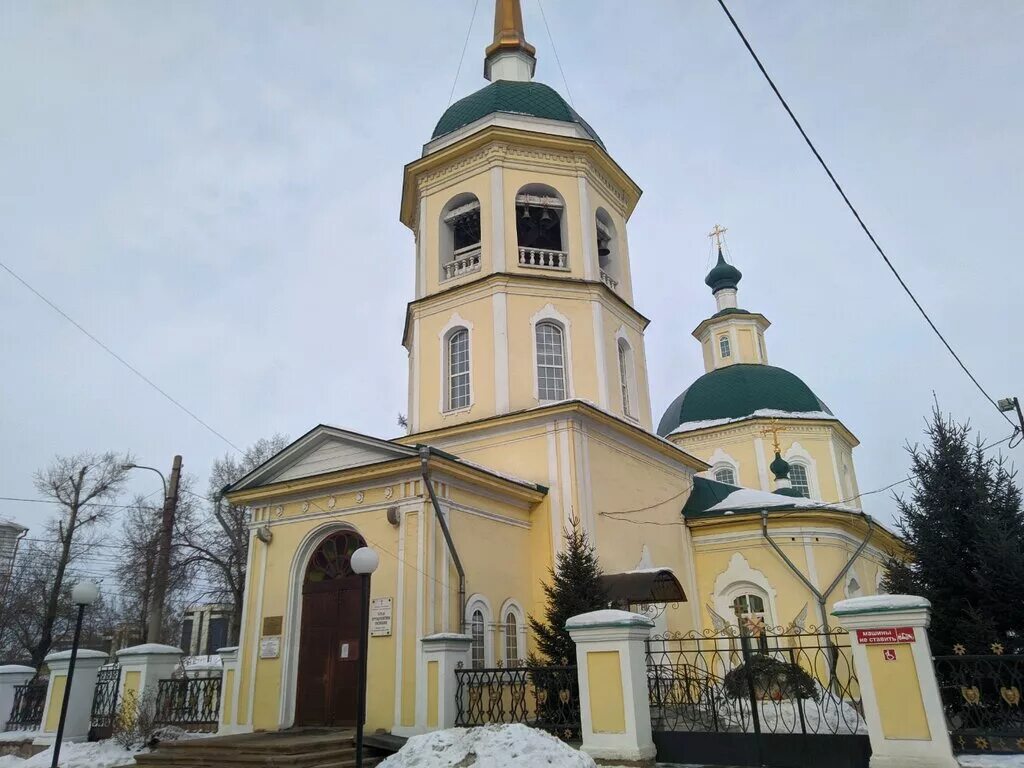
[0,732,37,744]
[958,756,1024,768]
[0,740,141,768]
[379,724,596,768]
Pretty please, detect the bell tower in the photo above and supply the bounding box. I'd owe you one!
[400,0,653,435]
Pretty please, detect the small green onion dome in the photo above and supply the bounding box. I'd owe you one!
[432,80,604,149]
[770,451,790,480]
[704,249,742,293]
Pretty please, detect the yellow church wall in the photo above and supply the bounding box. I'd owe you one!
[598,303,652,429]
[586,183,634,303]
[737,328,755,362]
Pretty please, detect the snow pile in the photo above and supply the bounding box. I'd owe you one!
[378,724,596,768]
[706,487,859,513]
[0,732,37,745]
[0,740,141,767]
[959,756,1024,767]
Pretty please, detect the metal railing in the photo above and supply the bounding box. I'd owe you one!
[518,247,569,270]
[454,661,580,740]
[153,675,222,731]
[5,680,47,731]
[89,663,120,739]
[934,652,1024,754]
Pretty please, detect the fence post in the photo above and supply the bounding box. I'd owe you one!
[832,595,957,768]
[567,610,656,765]
[0,665,36,732]
[216,646,238,733]
[420,633,472,731]
[115,644,183,722]
[34,649,107,745]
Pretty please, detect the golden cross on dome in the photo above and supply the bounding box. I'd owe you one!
[760,418,785,454]
[708,224,728,249]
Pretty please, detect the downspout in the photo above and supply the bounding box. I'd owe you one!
[419,447,467,632]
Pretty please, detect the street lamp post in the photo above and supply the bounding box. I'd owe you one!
[50,580,100,768]
[350,546,379,768]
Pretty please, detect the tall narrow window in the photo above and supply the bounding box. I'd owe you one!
[789,463,811,498]
[719,335,731,358]
[447,328,470,410]
[504,612,519,664]
[470,609,485,668]
[617,339,634,417]
[536,322,566,401]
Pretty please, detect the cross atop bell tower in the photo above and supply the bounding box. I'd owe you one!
[484,0,537,82]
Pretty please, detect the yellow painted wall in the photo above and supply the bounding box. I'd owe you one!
[586,651,625,733]
[866,645,930,739]
[122,670,141,700]
[426,661,439,729]
[44,676,66,732]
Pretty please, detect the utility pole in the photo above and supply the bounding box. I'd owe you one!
[147,455,182,643]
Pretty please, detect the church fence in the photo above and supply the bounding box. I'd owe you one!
[152,675,222,732]
[645,625,870,767]
[454,661,580,739]
[5,680,47,731]
[934,648,1024,755]
[88,663,120,741]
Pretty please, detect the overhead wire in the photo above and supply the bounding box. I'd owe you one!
[447,0,481,107]
[536,0,573,106]
[714,0,1016,433]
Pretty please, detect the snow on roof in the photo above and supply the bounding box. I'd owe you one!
[45,649,109,662]
[669,409,836,436]
[706,487,860,514]
[565,609,654,630]
[115,643,183,657]
[833,595,930,615]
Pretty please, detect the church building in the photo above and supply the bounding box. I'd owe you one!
[220,0,900,738]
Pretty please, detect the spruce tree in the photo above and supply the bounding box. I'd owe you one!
[883,408,1024,653]
[529,520,610,666]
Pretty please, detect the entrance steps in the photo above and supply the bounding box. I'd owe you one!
[133,728,386,768]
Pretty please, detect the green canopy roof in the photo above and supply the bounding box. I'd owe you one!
[432,80,604,149]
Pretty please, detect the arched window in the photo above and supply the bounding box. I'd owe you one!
[732,591,771,651]
[789,463,811,498]
[516,184,567,269]
[713,465,737,485]
[617,338,635,418]
[536,322,566,401]
[445,328,470,411]
[596,208,617,290]
[719,335,731,358]
[470,609,486,668]
[440,193,481,281]
[504,612,519,664]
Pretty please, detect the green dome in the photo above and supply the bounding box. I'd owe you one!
[657,364,833,437]
[705,250,742,293]
[432,81,604,148]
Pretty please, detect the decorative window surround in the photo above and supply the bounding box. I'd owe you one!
[465,594,495,668]
[711,553,779,633]
[784,441,821,499]
[499,598,527,665]
[615,327,638,421]
[437,313,475,415]
[706,447,740,484]
[530,304,574,402]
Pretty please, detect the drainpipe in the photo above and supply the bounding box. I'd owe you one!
[419,447,467,632]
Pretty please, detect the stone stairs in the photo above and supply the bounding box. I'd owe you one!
[133,728,386,768]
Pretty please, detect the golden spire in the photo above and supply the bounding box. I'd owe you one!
[486,0,536,59]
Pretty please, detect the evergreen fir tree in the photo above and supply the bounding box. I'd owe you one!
[883,407,1024,653]
[529,518,610,666]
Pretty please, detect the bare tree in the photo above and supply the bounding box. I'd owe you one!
[179,436,288,644]
[25,453,131,666]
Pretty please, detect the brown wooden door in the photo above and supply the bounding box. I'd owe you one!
[296,579,363,726]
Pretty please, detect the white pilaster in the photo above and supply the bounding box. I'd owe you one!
[420,633,472,731]
[490,166,506,272]
[35,649,108,745]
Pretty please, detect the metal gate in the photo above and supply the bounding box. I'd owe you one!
[646,624,870,767]
[89,663,120,741]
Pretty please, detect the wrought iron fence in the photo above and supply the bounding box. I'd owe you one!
[454,661,580,739]
[89,663,120,740]
[5,680,47,731]
[934,651,1024,754]
[646,625,866,737]
[153,675,222,731]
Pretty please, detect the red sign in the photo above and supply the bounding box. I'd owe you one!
[856,627,916,645]
[883,649,897,661]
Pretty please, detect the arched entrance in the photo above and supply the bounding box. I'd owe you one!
[294,529,366,727]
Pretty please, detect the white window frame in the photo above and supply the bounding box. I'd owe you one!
[707,449,740,486]
[719,334,731,359]
[437,313,474,415]
[783,442,821,499]
[615,330,637,420]
[788,461,811,498]
[530,304,573,402]
[465,594,494,668]
[499,598,527,666]
[445,328,471,412]
[712,464,737,485]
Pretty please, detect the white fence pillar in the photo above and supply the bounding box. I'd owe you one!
[420,633,472,731]
[115,644,183,720]
[833,595,957,768]
[34,650,108,745]
[567,610,656,765]
[216,646,238,733]
[0,665,36,732]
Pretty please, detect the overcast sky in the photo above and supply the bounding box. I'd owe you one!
[2,1,1022,541]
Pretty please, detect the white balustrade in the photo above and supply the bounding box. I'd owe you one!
[518,247,569,270]
[599,269,618,290]
[442,246,482,281]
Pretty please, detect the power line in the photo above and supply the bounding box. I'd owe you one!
[536,0,573,106]
[448,0,481,107]
[0,258,242,452]
[714,0,1016,432]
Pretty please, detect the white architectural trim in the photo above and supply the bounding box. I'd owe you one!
[465,593,496,668]
[578,175,595,281]
[784,441,821,498]
[490,166,506,272]
[613,326,639,422]
[546,423,563,557]
[712,553,779,629]
[230,528,257,731]
[557,422,575,535]
[706,447,740,484]
[498,598,528,664]
[247,537,268,728]
[410,318,420,432]
[414,495,427,731]
[393,505,408,729]
[753,437,770,491]
[530,304,575,402]
[591,303,609,409]
[827,438,844,504]
[437,312,475,415]
[492,294,509,414]
[417,197,427,298]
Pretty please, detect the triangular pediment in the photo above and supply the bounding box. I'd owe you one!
[226,425,417,493]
